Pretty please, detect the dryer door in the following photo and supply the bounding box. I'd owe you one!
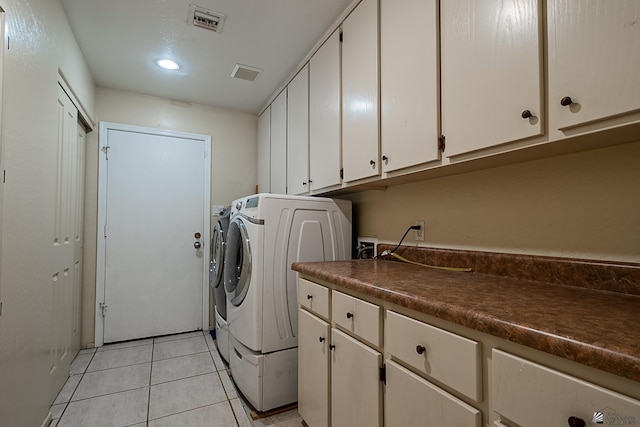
[211,220,227,318]
[224,217,252,306]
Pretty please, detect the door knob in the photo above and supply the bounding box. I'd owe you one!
[194,241,202,249]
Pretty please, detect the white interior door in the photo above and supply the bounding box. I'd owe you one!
[97,123,210,344]
[50,84,80,400]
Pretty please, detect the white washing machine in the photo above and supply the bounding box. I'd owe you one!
[224,194,352,411]
[210,206,231,364]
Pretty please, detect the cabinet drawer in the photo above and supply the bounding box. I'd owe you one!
[298,278,329,318]
[492,349,640,427]
[386,310,481,402]
[332,290,381,347]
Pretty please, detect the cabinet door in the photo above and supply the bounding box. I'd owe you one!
[380,0,439,172]
[441,0,543,157]
[548,0,640,131]
[341,0,380,182]
[309,30,342,191]
[257,107,271,193]
[298,309,330,427]
[331,328,382,427]
[287,65,309,195]
[270,90,287,194]
[386,361,481,427]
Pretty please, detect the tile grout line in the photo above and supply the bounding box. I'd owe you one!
[55,348,97,425]
[206,336,243,427]
[147,338,154,425]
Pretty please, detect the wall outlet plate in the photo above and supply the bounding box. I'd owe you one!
[415,220,425,241]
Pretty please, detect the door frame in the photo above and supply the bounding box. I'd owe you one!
[95,122,211,347]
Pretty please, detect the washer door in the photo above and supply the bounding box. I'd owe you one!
[224,217,252,306]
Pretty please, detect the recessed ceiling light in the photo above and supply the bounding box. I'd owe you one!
[156,58,181,70]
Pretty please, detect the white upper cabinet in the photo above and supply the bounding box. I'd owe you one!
[380,0,439,173]
[257,107,271,193]
[309,30,342,191]
[548,0,640,131]
[287,65,310,196]
[270,90,287,194]
[441,0,543,157]
[341,0,380,182]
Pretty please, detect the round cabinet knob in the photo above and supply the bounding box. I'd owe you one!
[370,160,376,166]
[521,110,533,119]
[306,294,313,300]
[319,337,325,343]
[329,344,336,350]
[382,155,388,162]
[416,345,426,355]
[346,312,354,319]
[302,181,307,186]
[194,241,202,249]
[560,96,574,107]
[567,416,586,427]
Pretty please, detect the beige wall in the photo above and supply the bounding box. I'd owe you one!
[81,87,258,345]
[346,141,640,264]
[0,0,95,425]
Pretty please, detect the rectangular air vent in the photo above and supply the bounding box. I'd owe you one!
[188,4,226,33]
[231,64,262,82]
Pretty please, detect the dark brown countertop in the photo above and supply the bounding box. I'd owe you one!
[292,259,640,382]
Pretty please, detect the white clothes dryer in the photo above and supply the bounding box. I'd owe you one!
[210,206,231,364]
[223,194,352,411]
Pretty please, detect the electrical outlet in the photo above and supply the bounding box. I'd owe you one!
[415,220,425,241]
[357,237,378,259]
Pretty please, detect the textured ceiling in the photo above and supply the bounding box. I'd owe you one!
[60,0,354,113]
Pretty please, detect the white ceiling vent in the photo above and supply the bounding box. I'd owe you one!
[231,64,262,82]
[188,4,226,33]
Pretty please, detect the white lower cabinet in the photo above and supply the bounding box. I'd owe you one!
[492,349,640,427]
[298,308,330,427]
[298,277,640,427]
[331,328,382,427]
[385,361,481,427]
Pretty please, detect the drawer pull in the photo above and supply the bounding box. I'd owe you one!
[567,416,585,427]
[329,344,336,350]
[319,337,325,343]
[416,345,427,355]
[560,96,574,107]
[307,294,313,300]
[346,312,354,319]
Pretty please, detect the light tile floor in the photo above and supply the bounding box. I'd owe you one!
[50,331,303,427]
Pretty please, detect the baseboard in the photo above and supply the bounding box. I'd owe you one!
[41,411,53,427]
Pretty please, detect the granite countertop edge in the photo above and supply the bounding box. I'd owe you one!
[292,259,640,383]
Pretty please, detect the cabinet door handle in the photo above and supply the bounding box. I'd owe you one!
[346,312,354,319]
[302,181,307,186]
[307,294,313,300]
[560,96,574,107]
[416,345,427,355]
[319,337,325,343]
[329,344,336,350]
[369,160,376,167]
[567,416,585,427]
[521,110,533,119]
